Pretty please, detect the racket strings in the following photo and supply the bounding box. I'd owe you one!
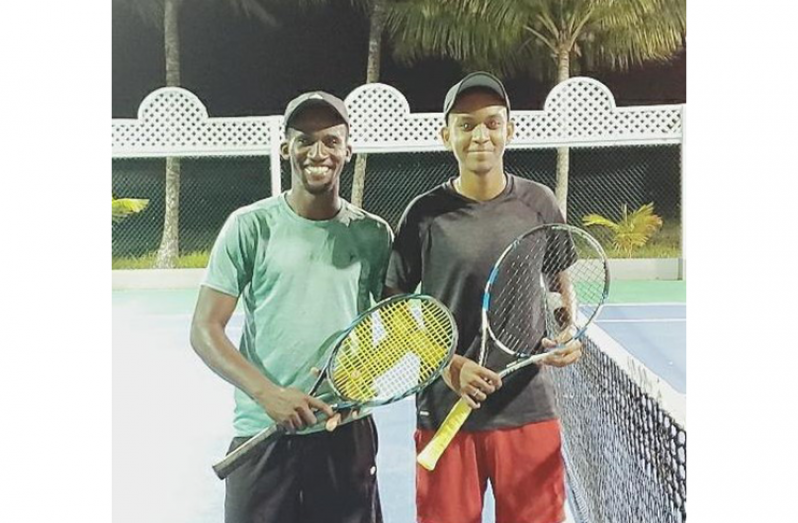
[490,233,551,356]
[548,239,608,337]
[330,299,454,402]
[489,228,608,353]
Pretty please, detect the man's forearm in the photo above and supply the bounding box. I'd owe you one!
[554,272,577,327]
[190,322,277,402]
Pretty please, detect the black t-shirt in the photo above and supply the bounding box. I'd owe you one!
[386,174,567,431]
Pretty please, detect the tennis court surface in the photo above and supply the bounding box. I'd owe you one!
[113,281,685,523]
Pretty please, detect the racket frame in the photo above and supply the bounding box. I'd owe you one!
[481,223,610,367]
[417,224,610,471]
[214,293,457,479]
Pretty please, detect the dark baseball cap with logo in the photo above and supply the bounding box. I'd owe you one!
[442,71,511,122]
[283,91,350,132]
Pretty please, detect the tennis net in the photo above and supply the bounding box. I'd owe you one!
[551,324,687,522]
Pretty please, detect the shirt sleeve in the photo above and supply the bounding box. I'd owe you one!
[369,223,395,303]
[543,227,578,274]
[385,203,423,293]
[541,185,566,225]
[202,212,255,297]
[538,187,577,273]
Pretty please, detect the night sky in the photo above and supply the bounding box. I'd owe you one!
[112,1,686,119]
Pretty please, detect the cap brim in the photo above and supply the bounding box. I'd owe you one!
[443,72,510,121]
[284,98,349,131]
[457,75,505,97]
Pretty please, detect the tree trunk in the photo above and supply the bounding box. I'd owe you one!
[555,46,570,220]
[351,0,388,209]
[155,0,182,268]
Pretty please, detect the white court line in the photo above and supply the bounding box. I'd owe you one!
[603,302,685,307]
[586,322,686,428]
[597,318,686,323]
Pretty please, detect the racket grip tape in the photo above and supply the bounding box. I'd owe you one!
[416,398,474,471]
[212,423,285,479]
[212,411,334,480]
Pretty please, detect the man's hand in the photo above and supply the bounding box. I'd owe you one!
[324,408,361,432]
[539,329,583,367]
[443,355,503,409]
[255,386,334,433]
[307,367,360,432]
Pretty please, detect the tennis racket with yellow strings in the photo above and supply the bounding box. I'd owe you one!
[213,293,457,479]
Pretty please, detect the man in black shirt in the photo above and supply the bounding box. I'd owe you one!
[385,72,582,523]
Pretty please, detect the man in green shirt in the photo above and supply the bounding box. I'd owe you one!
[191,91,392,523]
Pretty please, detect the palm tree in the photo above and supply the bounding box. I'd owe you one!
[350,0,390,208]
[117,0,184,267]
[583,202,663,257]
[387,0,686,218]
[118,0,279,267]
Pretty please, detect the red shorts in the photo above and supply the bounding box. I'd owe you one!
[415,418,565,523]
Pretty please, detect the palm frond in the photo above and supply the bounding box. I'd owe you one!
[582,213,619,230]
[113,197,150,223]
[585,0,685,70]
[388,0,560,79]
[387,0,685,82]
[626,202,663,236]
[227,0,281,27]
[582,202,663,257]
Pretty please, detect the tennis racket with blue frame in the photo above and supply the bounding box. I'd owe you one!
[417,224,609,471]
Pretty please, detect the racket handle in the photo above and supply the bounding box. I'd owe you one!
[212,411,336,480]
[416,398,474,471]
[212,424,285,479]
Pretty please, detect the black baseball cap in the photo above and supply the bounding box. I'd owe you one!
[442,71,511,122]
[283,91,350,132]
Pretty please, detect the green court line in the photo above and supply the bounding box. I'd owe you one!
[113,279,686,316]
[113,288,201,315]
[607,280,685,304]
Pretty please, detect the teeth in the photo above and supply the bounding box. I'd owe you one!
[305,167,330,175]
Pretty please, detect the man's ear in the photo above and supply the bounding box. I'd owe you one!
[280,140,289,160]
[440,126,452,150]
[506,119,515,143]
[344,143,353,163]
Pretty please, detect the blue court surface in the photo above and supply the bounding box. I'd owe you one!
[595,303,686,393]
[113,290,685,523]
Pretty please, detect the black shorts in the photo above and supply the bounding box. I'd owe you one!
[224,416,383,523]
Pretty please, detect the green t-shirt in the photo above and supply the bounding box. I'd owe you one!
[202,193,393,436]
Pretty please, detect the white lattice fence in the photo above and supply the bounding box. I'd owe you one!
[112,77,684,279]
[112,77,684,172]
